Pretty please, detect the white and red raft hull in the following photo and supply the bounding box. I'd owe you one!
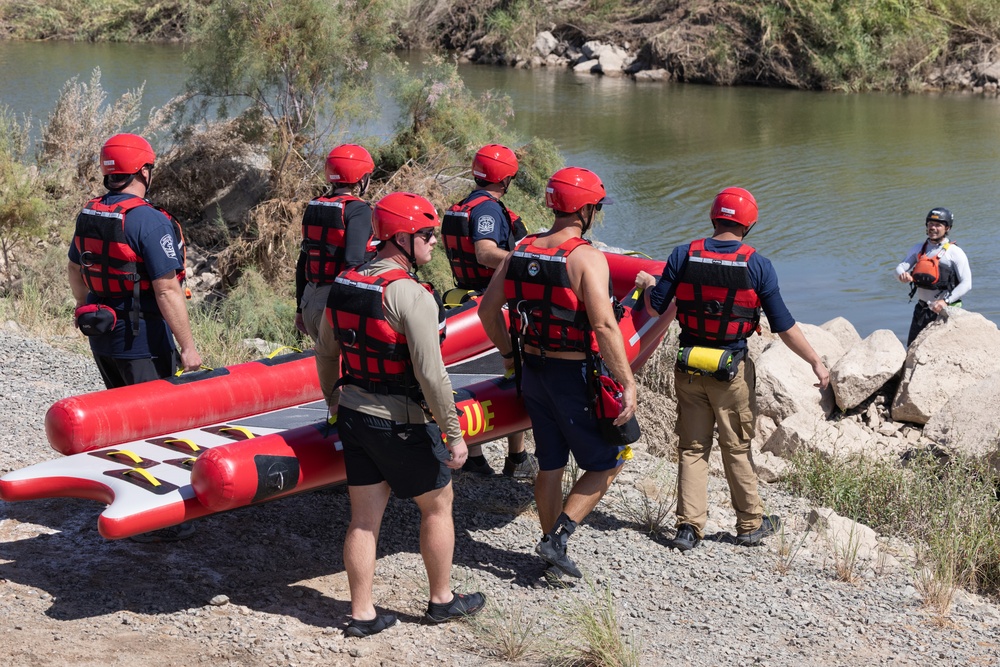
[1,253,667,539]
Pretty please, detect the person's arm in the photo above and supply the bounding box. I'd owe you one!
[895,241,923,282]
[151,273,202,372]
[576,246,636,425]
[478,254,515,371]
[68,261,88,308]
[776,324,829,390]
[314,313,342,413]
[387,281,467,470]
[635,270,678,327]
[473,238,508,270]
[943,246,972,304]
[342,202,374,268]
[294,250,307,334]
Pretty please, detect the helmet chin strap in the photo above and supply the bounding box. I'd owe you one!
[358,174,370,196]
[578,206,595,235]
[390,234,418,272]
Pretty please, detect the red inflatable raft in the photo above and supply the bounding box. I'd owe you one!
[45,250,663,456]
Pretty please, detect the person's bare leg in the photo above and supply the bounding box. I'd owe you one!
[412,481,456,604]
[534,468,565,535]
[344,482,391,620]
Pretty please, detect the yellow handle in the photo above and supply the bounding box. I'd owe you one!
[220,426,255,439]
[105,450,143,463]
[124,468,161,487]
[164,438,201,452]
[267,345,302,358]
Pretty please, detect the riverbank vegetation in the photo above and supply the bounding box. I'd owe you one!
[787,449,1000,602]
[4,1,999,92]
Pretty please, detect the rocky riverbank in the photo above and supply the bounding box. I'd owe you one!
[2,318,1000,665]
[454,28,1000,96]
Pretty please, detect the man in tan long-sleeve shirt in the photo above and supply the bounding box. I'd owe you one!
[315,192,484,638]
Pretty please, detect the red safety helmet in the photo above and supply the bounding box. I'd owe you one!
[325,144,375,184]
[472,144,518,183]
[710,187,758,227]
[372,192,440,240]
[545,167,611,213]
[100,133,155,176]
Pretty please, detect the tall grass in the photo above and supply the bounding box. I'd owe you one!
[0,0,202,41]
[785,450,1000,600]
[556,580,643,667]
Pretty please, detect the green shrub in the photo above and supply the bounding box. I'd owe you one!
[786,450,1000,596]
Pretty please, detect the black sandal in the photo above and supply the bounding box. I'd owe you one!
[345,612,398,638]
[424,591,486,623]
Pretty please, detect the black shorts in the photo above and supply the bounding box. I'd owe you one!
[337,405,452,499]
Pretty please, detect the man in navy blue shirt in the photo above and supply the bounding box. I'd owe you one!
[442,144,534,479]
[636,187,828,551]
[68,134,202,543]
[69,134,202,391]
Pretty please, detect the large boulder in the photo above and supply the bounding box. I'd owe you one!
[891,309,1000,424]
[820,316,862,349]
[922,376,1000,464]
[755,323,842,421]
[762,411,878,459]
[830,329,906,411]
[533,31,558,57]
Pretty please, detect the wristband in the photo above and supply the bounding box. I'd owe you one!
[500,350,514,359]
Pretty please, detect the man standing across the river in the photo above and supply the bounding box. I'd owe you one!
[895,207,972,346]
[478,166,637,579]
[635,187,828,552]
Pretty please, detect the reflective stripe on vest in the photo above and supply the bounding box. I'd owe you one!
[674,238,761,343]
[73,196,186,299]
[503,235,598,354]
[442,194,526,291]
[326,268,446,397]
[301,194,376,285]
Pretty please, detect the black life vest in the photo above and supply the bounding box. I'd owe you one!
[674,239,761,343]
[326,267,446,398]
[503,235,599,354]
[73,195,186,300]
[911,240,958,292]
[442,193,527,291]
[301,194,377,285]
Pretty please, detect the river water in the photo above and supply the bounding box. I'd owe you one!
[4,41,999,341]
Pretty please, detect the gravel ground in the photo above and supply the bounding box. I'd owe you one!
[1,325,999,666]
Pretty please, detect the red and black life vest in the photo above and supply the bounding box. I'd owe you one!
[503,236,599,354]
[911,240,958,292]
[442,194,527,291]
[326,267,446,398]
[674,238,761,343]
[301,194,377,285]
[73,195,186,301]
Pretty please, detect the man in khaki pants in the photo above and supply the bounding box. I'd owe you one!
[636,187,829,550]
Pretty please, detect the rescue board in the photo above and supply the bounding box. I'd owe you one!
[45,250,664,456]
[0,281,669,539]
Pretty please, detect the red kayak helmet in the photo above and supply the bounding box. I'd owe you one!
[710,187,758,227]
[545,167,612,213]
[100,133,155,176]
[325,144,375,184]
[372,192,440,240]
[472,144,518,183]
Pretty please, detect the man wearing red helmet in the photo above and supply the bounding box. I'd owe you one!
[442,144,534,479]
[636,187,829,551]
[314,192,484,637]
[479,167,637,580]
[68,133,202,389]
[295,144,378,342]
[68,133,203,544]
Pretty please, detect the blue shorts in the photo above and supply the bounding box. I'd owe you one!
[521,355,626,472]
[337,405,452,499]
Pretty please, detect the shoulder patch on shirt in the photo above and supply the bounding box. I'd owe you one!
[159,234,177,259]
[476,215,496,235]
